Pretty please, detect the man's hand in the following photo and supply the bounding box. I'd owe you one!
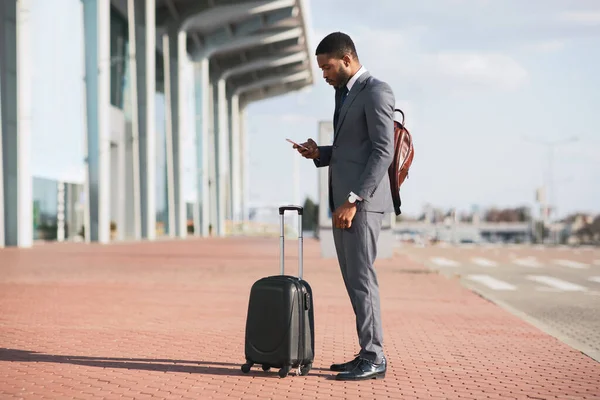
[294,138,320,160]
[333,201,358,229]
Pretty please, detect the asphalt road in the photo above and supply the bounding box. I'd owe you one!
[398,242,600,362]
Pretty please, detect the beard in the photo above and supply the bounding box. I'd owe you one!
[336,65,351,88]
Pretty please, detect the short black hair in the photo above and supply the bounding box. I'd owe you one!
[315,32,358,60]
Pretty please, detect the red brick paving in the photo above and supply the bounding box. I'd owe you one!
[1,237,599,399]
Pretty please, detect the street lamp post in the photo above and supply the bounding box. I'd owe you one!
[524,135,579,244]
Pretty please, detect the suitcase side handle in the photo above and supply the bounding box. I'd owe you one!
[279,205,303,279]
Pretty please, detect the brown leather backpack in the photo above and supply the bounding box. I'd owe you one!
[388,109,414,216]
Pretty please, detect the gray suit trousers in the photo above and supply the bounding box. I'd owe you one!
[332,208,384,364]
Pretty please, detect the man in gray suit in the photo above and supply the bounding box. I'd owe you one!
[294,32,395,381]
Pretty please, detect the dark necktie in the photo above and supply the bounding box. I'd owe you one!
[334,86,349,130]
[340,86,349,105]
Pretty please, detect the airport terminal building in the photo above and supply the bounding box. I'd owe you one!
[1,0,314,247]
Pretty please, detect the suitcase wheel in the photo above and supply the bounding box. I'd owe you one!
[278,365,291,378]
[241,362,253,373]
[299,363,312,376]
[261,365,271,371]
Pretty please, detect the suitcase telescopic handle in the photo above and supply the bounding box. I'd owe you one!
[279,205,303,279]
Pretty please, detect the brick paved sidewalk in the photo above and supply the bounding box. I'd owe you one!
[1,237,599,399]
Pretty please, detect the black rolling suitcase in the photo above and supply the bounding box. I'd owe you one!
[241,205,315,378]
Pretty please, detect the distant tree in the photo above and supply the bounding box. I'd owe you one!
[432,208,445,223]
[485,207,531,222]
[560,212,589,224]
[302,197,319,231]
[515,207,531,222]
[575,215,600,245]
[459,212,472,223]
[592,216,600,233]
[533,221,549,243]
[485,208,500,222]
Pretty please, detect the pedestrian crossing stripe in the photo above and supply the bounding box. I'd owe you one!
[430,257,459,267]
[464,274,597,292]
[513,257,541,267]
[427,257,595,270]
[553,259,589,269]
[467,275,516,291]
[527,275,587,292]
[471,257,497,267]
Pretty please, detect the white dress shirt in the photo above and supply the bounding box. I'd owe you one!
[346,65,367,92]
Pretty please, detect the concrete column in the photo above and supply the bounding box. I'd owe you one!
[162,33,175,237]
[162,28,187,238]
[0,1,7,248]
[128,0,156,240]
[82,0,111,244]
[227,95,233,221]
[225,95,233,224]
[57,182,66,242]
[115,108,129,241]
[209,82,217,235]
[0,0,33,248]
[229,94,242,223]
[215,78,229,237]
[142,0,156,240]
[176,31,188,239]
[116,126,125,241]
[240,104,248,223]
[194,58,209,237]
[126,0,140,240]
[0,55,4,247]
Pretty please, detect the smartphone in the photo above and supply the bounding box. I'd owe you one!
[286,138,308,150]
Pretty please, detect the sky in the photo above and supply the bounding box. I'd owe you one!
[28,0,600,220]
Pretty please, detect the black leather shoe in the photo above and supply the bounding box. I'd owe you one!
[330,356,361,372]
[335,357,386,381]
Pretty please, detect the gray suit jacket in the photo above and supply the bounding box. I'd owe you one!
[314,71,396,213]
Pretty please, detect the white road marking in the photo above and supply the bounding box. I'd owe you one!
[553,259,589,269]
[467,275,516,291]
[589,276,600,284]
[513,257,542,268]
[430,257,459,267]
[527,275,587,292]
[472,257,497,267]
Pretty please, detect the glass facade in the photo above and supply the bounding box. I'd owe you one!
[32,178,85,241]
[32,177,58,240]
[27,6,172,243]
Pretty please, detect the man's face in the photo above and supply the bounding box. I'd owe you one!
[317,53,350,89]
